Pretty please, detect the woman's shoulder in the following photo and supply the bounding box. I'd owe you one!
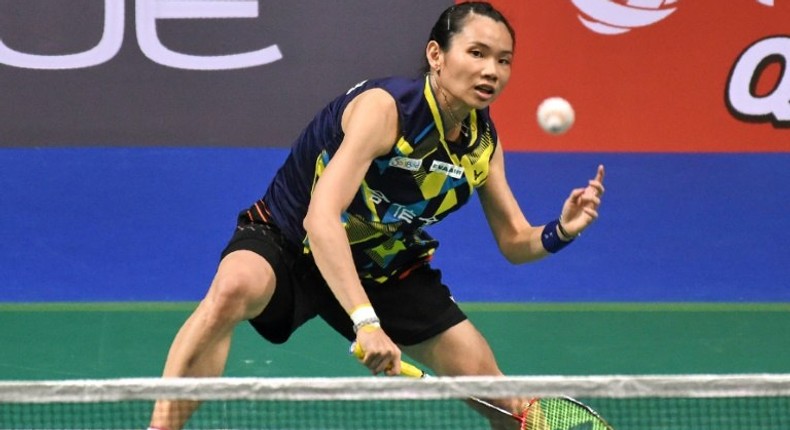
[339,76,421,104]
[357,76,424,98]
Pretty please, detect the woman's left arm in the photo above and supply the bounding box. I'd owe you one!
[478,141,605,264]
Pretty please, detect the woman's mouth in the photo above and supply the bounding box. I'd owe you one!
[474,84,496,100]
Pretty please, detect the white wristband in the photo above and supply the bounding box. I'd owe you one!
[350,304,380,333]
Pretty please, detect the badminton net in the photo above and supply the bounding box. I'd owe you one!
[1,374,790,429]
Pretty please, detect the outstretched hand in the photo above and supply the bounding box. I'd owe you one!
[559,165,605,238]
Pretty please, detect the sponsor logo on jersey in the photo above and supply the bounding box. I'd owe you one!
[388,156,422,171]
[429,160,464,179]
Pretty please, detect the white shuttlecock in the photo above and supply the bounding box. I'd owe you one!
[537,97,575,135]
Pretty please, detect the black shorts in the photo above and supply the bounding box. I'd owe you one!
[221,214,467,346]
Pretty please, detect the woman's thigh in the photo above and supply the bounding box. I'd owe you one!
[401,319,503,377]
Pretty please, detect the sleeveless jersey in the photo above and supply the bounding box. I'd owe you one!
[248,76,499,283]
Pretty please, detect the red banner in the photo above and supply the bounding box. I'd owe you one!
[487,0,790,152]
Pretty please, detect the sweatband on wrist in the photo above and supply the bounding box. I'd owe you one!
[541,219,573,254]
[557,218,576,239]
[350,304,380,333]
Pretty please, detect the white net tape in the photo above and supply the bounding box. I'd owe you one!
[3,374,790,403]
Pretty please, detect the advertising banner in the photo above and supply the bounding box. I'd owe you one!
[0,0,451,147]
[490,0,790,152]
[2,1,786,151]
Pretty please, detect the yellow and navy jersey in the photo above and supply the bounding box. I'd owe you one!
[250,76,499,283]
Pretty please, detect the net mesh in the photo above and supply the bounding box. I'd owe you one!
[2,374,789,430]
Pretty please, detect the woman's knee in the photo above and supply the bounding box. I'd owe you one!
[204,251,277,322]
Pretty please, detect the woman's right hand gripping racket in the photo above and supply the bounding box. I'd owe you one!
[350,342,614,430]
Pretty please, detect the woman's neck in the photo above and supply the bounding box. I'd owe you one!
[431,73,470,139]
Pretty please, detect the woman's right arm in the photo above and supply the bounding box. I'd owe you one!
[302,88,402,375]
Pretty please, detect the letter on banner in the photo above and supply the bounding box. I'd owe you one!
[727,36,790,123]
[136,0,283,70]
[0,0,124,70]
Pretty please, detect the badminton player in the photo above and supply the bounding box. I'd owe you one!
[150,2,605,429]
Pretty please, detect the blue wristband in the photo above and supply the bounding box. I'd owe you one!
[541,219,573,253]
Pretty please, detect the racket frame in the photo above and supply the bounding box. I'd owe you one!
[350,342,614,429]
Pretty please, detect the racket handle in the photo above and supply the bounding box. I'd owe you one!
[350,344,517,423]
[398,360,427,378]
[349,342,426,378]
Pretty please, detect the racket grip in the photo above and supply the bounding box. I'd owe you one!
[349,341,365,359]
[398,360,427,378]
[349,342,426,378]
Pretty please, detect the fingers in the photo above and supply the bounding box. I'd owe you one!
[572,164,606,202]
[365,349,399,375]
[570,186,600,209]
[586,179,604,197]
[583,165,605,199]
[568,205,599,225]
[583,206,599,220]
[580,190,601,207]
[560,166,604,234]
[386,359,402,376]
[355,331,401,375]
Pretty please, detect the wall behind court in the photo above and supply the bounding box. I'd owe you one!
[1,1,787,150]
[1,1,788,302]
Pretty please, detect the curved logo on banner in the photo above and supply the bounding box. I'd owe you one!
[726,35,790,126]
[0,0,282,71]
[0,0,124,69]
[571,0,678,35]
[136,0,282,71]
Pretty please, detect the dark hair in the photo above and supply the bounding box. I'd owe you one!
[422,2,516,73]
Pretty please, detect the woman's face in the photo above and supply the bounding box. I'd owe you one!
[439,14,514,110]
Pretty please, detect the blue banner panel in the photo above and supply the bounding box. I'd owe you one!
[2,148,788,302]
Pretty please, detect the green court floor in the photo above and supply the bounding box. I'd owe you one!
[1,302,788,380]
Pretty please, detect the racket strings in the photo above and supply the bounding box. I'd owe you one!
[522,397,612,430]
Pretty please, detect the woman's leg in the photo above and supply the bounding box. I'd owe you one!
[402,320,523,429]
[149,250,277,430]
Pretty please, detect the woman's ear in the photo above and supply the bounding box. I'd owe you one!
[425,40,442,73]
